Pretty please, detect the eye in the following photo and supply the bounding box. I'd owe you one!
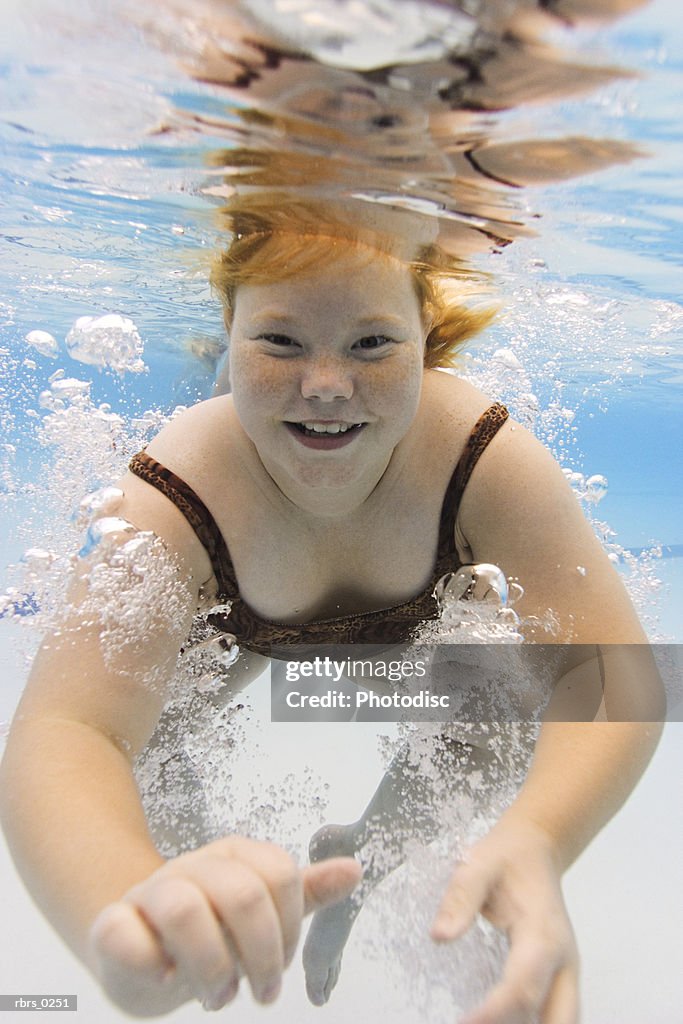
[257,333,299,348]
[354,334,395,351]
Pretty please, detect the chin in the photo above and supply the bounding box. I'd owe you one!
[290,460,362,489]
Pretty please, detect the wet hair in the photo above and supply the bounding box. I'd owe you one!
[210,196,496,368]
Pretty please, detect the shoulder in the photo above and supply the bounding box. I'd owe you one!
[421,369,494,423]
[114,396,239,594]
[416,370,499,457]
[455,415,646,642]
[455,409,586,562]
[145,395,235,469]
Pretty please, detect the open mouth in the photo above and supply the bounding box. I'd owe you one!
[290,422,365,438]
[285,421,366,449]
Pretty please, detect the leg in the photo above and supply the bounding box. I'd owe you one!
[303,731,498,1004]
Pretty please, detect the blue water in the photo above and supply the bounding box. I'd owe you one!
[1,0,682,642]
[0,8,682,1023]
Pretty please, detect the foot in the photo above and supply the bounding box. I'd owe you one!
[303,824,362,1006]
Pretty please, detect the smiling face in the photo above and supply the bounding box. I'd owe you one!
[228,247,427,506]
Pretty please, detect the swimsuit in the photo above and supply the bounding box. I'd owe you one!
[128,402,509,658]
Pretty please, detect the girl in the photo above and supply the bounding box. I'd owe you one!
[0,198,663,1023]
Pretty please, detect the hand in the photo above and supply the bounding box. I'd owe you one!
[88,835,362,1017]
[431,821,579,1024]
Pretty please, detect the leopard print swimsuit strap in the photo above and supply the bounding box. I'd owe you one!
[127,451,238,599]
[436,401,509,561]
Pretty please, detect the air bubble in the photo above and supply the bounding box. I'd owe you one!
[76,486,125,527]
[79,516,137,558]
[585,474,608,503]
[576,565,587,576]
[25,329,59,358]
[66,314,146,374]
[492,348,523,371]
[495,607,520,627]
[22,548,56,571]
[50,377,91,402]
[38,391,65,412]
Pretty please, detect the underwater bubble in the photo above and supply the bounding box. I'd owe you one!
[76,486,125,526]
[467,564,508,606]
[111,533,157,568]
[25,329,59,359]
[492,348,523,371]
[434,565,508,607]
[79,516,137,558]
[563,469,585,488]
[546,290,591,308]
[38,390,64,412]
[519,391,540,415]
[195,673,225,694]
[50,377,91,403]
[577,565,587,576]
[585,474,608,503]
[65,314,146,374]
[495,607,520,628]
[22,548,56,571]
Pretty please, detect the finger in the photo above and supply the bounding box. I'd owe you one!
[431,858,493,942]
[89,901,175,999]
[208,859,286,1005]
[214,837,304,968]
[302,857,363,915]
[460,936,557,1024]
[124,876,239,1011]
[541,964,580,1024]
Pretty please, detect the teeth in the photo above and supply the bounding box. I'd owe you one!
[302,422,351,434]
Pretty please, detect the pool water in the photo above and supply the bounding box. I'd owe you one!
[0,1,682,1022]
[1,0,681,644]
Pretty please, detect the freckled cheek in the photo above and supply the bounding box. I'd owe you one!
[230,352,298,406]
[365,360,423,415]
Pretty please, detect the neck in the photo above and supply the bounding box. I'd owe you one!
[257,447,397,522]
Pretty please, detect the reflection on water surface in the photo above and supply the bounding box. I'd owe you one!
[0,3,681,1019]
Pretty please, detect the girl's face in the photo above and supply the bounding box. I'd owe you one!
[229,248,427,500]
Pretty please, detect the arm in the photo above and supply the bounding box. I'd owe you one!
[431,420,665,1024]
[0,489,200,966]
[0,453,360,1017]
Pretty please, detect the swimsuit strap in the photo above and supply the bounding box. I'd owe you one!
[436,401,509,560]
[128,452,238,598]
[128,400,509,602]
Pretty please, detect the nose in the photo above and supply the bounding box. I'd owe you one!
[300,355,353,402]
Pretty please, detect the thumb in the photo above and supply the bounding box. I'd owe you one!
[302,856,362,915]
[430,858,492,943]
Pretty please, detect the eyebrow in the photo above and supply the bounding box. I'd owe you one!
[355,315,411,329]
[249,311,298,325]
[249,311,410,329]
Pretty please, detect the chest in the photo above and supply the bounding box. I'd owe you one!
[215,463,451,623]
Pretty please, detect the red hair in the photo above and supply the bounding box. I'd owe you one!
[210,196,496,368]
